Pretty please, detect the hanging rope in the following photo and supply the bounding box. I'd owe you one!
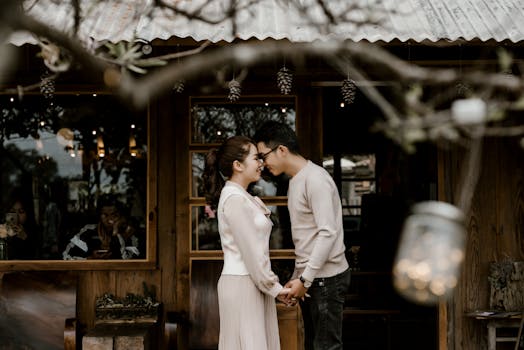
[455,126,485,215]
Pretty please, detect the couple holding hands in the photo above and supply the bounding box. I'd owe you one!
[203,121,350,350]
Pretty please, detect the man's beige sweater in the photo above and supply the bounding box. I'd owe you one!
[287,161,349,282]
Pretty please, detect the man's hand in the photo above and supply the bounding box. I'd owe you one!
[284,278,308,305]
[90,250,113,259]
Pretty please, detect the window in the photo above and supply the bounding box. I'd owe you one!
[0,94,151,265]
[189,96,297,255]
[323,153,376,271]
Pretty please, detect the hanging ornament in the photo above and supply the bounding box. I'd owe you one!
[173,79,185,93]
[97,135,105,158]
[40,71,55,99]
[228,79,241,102]
[341,78,357,104]
[451,98,487,125]
[455,82,472,97]
[393,201,465,305]
[129,134,138,157]
[172,45,185,93]
[277,66,293,95]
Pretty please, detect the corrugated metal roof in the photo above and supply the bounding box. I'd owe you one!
[8,0,524,46]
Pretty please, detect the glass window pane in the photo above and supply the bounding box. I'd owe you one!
[341,180,376,215]
[323,154,376,217]
[191,152,206,198]
[191,204,293,251]
[267,204,293,250]
[191,151,289,198]
[190,99,295,144]
[323,154,376,179]
[0,94,147,260]
[191,205,220,251]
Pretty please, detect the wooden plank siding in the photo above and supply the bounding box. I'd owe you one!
[438,137,524,350]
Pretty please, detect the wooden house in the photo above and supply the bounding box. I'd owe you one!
[0,1,523,349]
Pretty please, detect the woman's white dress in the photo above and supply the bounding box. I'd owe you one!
[217,181,283,350]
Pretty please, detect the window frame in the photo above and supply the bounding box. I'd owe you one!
[187,95,297,261]
[0,91,157,271]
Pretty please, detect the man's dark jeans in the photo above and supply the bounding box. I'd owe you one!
[300,268,351,350]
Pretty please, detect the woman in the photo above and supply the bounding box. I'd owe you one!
[203,136,290,350]
[0,190,39,260]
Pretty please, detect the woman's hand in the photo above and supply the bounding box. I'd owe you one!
[277,287,297,306]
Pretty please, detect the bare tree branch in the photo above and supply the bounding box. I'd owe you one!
[1,0,523,151]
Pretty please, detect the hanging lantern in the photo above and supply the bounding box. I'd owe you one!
[67,145,76,158]
[451,98,487,125]
[56,128,74,146]
[97,135,105,158]
[129,134,138,157]
[393,201,465,305]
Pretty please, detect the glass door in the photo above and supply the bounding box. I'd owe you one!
[187,95,298,348]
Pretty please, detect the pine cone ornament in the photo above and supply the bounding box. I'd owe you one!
[341,78,357,104]
[455,82,471,97]
[228,79,241,102]
[173,80,185,93]
[40,71,55,99]
[277,66,293,95]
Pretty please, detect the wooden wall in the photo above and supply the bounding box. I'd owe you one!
[439,137,524,350]
[76,91,179,348]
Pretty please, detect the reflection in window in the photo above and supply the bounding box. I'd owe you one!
[191,204,293,251]
[191,151,285,198]
[323,154,376,216]
[191,205,219,250]
[0,95,147,260]
[191,99,295,144]
[189,97,296,253]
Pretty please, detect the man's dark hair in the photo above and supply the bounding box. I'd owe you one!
[97,194,126,215]
[253,121,300,154]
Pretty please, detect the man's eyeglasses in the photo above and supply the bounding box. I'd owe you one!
[258,145,280,162]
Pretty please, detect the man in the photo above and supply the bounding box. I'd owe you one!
[62,195,141,260]
[254,121,350,350]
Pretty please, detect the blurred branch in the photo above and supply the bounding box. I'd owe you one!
[0,0,523,150]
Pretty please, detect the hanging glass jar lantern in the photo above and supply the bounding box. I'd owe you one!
[393,201,466,305]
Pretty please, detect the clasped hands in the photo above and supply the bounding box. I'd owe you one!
[277,278,309,307]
